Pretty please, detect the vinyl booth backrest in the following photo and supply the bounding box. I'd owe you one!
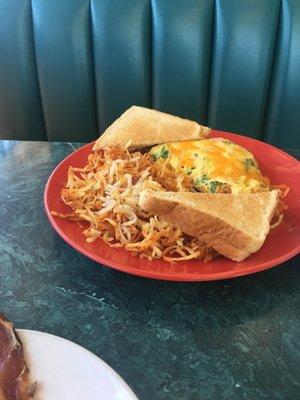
[0,0,299,148]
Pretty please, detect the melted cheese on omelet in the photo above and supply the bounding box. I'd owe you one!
[150,138,270,194]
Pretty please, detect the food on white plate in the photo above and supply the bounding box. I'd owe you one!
[51,106,288,262]
[0,314,36,399]
[92,105,210,150]
[139,189,279,262]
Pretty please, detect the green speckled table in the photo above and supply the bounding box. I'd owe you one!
[0,140,299,400]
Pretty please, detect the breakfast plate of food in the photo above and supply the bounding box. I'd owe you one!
[0,314,137,399]
[45,106,300,281]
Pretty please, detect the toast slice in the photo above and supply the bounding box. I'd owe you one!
[93,106,210,150]
[139,189,279,261]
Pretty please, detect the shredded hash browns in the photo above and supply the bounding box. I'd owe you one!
[51,146,218,262]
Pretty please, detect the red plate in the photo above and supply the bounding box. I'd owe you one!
[44,130,300,281]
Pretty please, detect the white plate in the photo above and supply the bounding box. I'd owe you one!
[17,329,138,400]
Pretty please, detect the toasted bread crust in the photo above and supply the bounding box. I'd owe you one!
[139,189,279,261]
[93,106,210,150]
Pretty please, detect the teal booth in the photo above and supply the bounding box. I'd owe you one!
[0,0,299,148]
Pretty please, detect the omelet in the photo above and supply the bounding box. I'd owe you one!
[150,138,270,194]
